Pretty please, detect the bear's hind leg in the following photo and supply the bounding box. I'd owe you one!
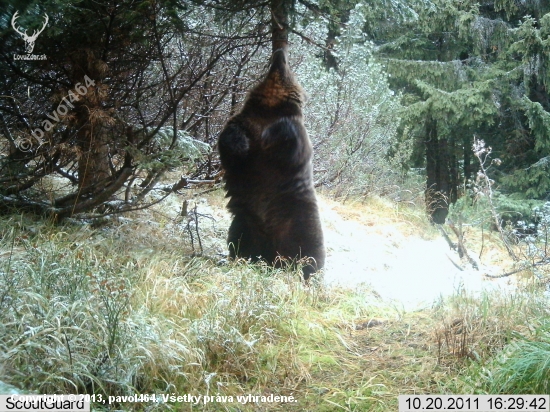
[228,212,272,263]
[270,201,325,280]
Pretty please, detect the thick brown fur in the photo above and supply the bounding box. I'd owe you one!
[218,49,325,279]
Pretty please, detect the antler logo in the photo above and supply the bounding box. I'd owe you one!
[11,11,49,54]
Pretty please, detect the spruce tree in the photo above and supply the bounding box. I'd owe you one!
[371,0,550,221]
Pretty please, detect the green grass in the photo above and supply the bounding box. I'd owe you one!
[480,321,550,394]
[1,200,549,411]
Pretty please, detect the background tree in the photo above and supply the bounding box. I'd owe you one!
[371,0,550,222]
[294,6,403,199]
[0,0,268,218]
[0,0,415,220]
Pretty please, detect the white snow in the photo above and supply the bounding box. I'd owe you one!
[318,199,515,311]
[188,194,516,311]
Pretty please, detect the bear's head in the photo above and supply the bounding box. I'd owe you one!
[250,49,305,108]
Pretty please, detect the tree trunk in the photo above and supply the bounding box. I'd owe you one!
[449,133,458,203]
[425,116,451,224]
[76,117,110,192]
[529,74,550,111]
[271,0,291,52]
[71,50,111,193]
[463,134,473,185]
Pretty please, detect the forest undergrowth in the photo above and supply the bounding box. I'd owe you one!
[0,190,549,411]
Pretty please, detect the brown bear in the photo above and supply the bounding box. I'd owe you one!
[217,49,325,279]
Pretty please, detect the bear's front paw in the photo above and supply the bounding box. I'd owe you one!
[261,118,297,149]
[219,123,250,157]
[233,134,250,155]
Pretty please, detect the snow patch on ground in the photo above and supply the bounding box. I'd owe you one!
[318,199,515,311]
[187,194,516,311]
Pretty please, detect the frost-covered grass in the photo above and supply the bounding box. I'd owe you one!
[0,212,395,410]
[0,199,549,411]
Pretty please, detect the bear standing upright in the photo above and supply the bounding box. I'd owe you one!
[217,49,325,279]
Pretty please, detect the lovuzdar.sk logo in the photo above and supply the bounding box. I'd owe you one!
[11,10,48,60]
